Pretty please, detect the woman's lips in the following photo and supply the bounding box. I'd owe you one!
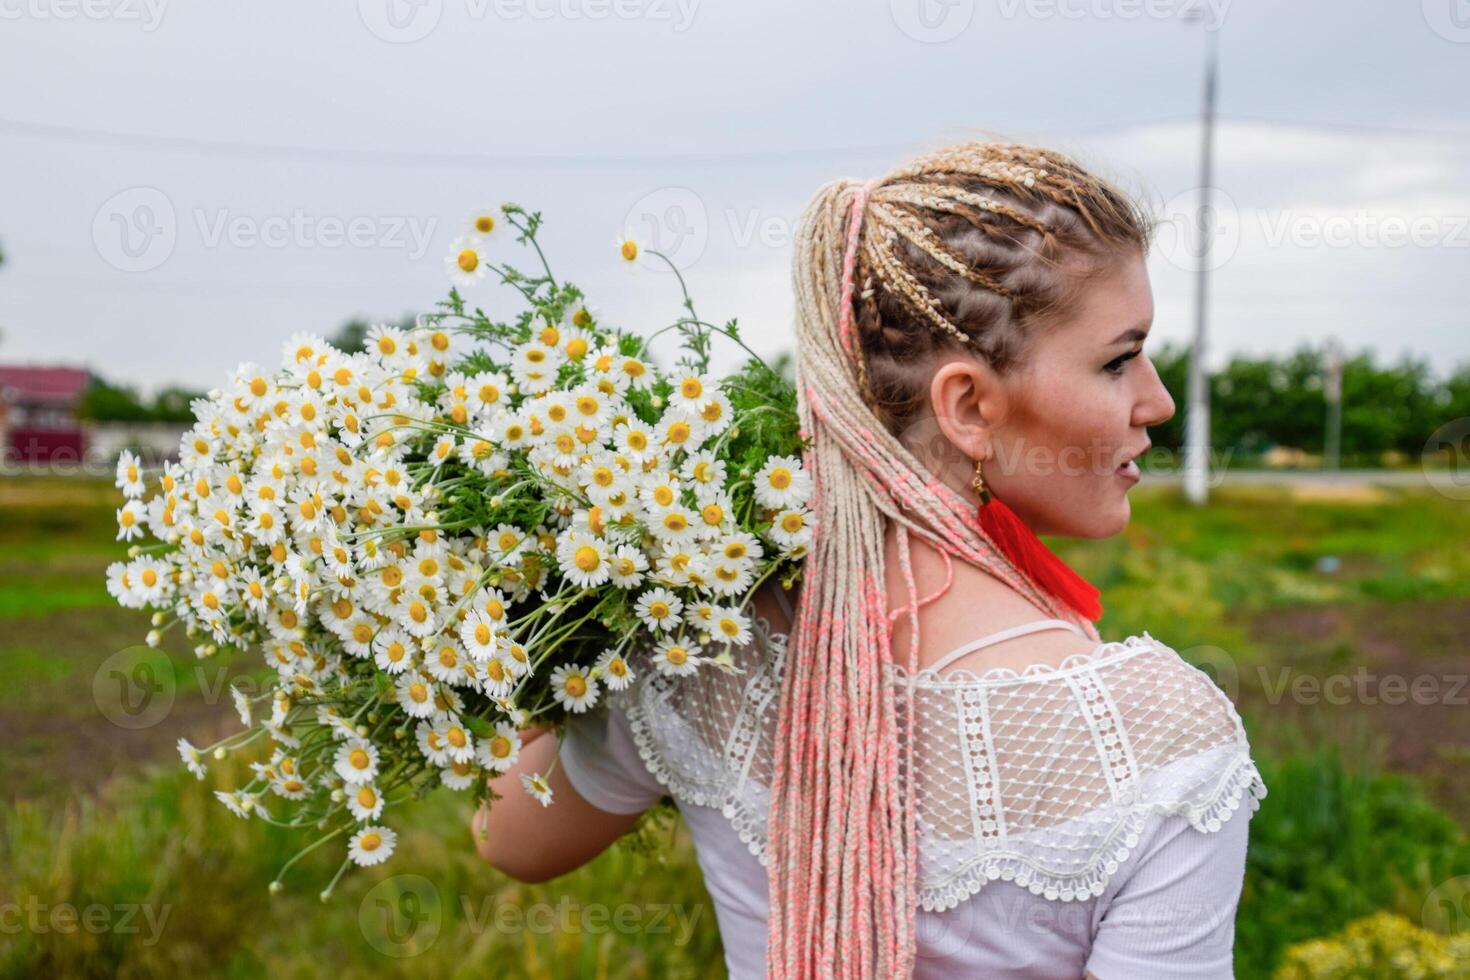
[1116,458,1140,480]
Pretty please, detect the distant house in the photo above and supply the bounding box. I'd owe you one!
[0,365,92,465]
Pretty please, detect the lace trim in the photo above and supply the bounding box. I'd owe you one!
[617,618,1270,912]
[886,632,1161,687]
[619,615,789,870]
[918,747,1268,912]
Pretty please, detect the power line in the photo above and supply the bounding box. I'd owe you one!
[4,113,1468,170]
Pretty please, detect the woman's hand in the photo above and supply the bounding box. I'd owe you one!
[471,723,648,883]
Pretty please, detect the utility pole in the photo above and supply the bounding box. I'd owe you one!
[1182,13,1219,506]
[1323,338,1343,470]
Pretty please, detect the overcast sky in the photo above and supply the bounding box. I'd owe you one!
[2,0,1467,396]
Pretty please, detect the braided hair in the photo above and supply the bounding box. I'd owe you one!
[767,138,1153,979]
[852,140,1155,436]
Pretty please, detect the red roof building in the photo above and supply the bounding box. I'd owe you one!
[0,365,92,465]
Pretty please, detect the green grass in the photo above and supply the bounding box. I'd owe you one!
[2,475,1468,978]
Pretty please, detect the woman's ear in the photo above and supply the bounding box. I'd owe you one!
[927,357,1009,469]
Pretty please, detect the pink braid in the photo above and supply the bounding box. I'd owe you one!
[769,171,1101,979]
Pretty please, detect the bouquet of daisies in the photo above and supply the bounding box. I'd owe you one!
[106,203,813,892]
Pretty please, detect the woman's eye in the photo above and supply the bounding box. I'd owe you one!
[1105,349,1142,375]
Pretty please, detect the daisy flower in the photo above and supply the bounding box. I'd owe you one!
[615,420,657,460]
[768,507,814,549]
[435,716,476,763]
[715,530,764,564]
[556,530,610,588]
[475,722,521,773]
[365,323,407,362]
[348,826,397,867]
[669,373,717,414]
[458,609,504,662]
[712,606,753,646]
[705,556,755,597]
[753,455,813,510]
[334,740,380,785]
[115,450,146,498]
[116,499,148,541]
[520,772,554,807]
[510,341,564,395]
[372,626,415,675]
[425,639,470,686]
[271,770,311,800]
[467,371,510,416]
[680,451,727,498]
[617,354,653,391]
[232,686,255,727]
[693,493,733,540]
[214,790,253,819]
[607,544,648,588]
[691,389,734,438]
[396,672,438,719]
[177,737,207,779]
[635,586,683,632]
[614,235,640,266]
[442,759,477,791]
[649,504,698,548]
[467,206,502,239]
[595,648,635,691]
[491,409,532,452]
[652,639,704,677]
[550,663,600,714]
[478,656,516,699]
[446,235,489,289]
[655,411,699,453]
[347,783,385,821]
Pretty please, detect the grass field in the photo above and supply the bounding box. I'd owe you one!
[2,474,1468,978]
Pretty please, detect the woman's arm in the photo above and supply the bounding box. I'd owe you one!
[471,725,649,883]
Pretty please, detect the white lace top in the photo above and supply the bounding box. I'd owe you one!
[561,593,1268,978]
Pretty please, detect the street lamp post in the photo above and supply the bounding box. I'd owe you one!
[1182,13,1219,506]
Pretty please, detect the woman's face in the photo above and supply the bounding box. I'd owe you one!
[921,250,1175,538]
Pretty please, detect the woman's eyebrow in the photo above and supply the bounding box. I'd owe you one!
[1106,325,1150,346]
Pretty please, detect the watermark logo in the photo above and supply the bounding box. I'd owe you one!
[1422,0,1470,42]
[358,0,444,42]
[359,874,443,957]
[1181,644,1240,701]
[890,0,974,42]
[93,187,177,273]
[92,645,177,730]
[1155,186,1240,273]
[623,187,708,272]
[1423,417,1470,501]
[0,0,169,31]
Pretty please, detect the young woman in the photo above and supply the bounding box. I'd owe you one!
[472,139,1267,979]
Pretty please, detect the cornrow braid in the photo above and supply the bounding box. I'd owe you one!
[848,139,1155,436]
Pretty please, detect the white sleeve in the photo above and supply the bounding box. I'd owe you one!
[1082,804,1252,979]
[558,700,668,816]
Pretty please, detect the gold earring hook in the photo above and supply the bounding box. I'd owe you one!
[972,457,992,506]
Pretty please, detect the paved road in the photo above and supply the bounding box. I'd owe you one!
[1140,468,1467,493]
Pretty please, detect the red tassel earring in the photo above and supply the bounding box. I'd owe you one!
[972,456,1103,623]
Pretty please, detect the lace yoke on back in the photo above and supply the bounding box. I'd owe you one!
[613,599,1268,914]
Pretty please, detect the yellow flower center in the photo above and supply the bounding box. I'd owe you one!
[564,676,587,698]
[574,545,600,572]
[457,249,479,273]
